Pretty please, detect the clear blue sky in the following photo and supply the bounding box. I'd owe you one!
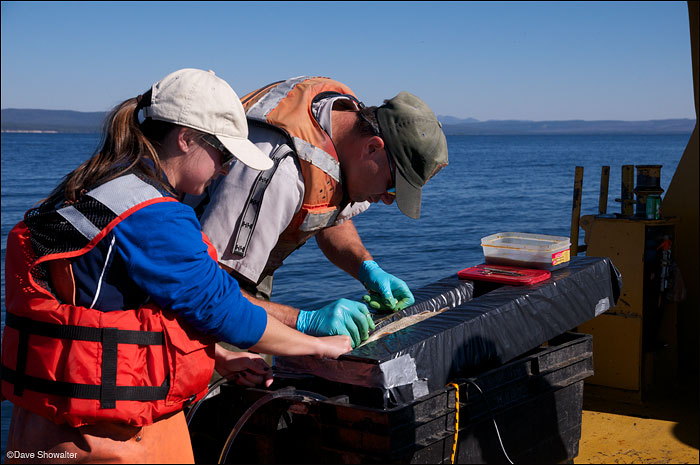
[1,1,695,121]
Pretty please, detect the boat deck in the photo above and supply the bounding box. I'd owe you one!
[575,377,699,464]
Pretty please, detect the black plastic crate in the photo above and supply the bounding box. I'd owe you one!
[189,332,592,464]
[314,333,591,463]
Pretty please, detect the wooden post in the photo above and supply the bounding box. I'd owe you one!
[571,166,584,256]
[599,166,610,214]
[621,165,635,216]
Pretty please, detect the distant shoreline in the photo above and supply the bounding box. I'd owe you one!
[1,129,693,136]
[1,109,695,136]
[2,129,59,134]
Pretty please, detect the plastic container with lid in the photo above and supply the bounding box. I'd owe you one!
[480,232,571,270]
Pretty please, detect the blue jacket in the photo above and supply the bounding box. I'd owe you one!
[69,191,267,348]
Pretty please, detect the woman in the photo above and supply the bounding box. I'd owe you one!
[1,68,351,463]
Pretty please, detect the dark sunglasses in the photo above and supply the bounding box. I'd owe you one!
[357,110,396,190]
[201,134,235,168]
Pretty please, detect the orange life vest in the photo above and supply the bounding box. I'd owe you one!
[237,76,359,276]
[1,174,216,428]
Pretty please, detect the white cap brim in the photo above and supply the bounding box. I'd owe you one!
[218,135,273,171]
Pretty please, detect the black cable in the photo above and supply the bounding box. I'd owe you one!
[454,378,515,464]
[190,378,514,464]
[185,377,229,426]
[217,386,328,464]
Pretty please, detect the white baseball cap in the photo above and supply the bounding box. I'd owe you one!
[142,68,273,171]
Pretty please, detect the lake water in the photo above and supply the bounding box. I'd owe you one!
[0,132,690,458]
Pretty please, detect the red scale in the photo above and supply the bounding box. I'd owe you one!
[458,264,551,285]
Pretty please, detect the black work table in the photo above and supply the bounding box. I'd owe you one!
[275,256,621,407]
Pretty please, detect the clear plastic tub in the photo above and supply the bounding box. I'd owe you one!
[480,232,571,270]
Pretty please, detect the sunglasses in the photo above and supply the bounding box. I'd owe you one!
[201,134,235,168]
[386,150,396,192]
[358,110,396,194]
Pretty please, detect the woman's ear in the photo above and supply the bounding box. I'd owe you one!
[176,127,196,153]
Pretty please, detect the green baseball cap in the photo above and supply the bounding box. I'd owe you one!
[376,92,448,219]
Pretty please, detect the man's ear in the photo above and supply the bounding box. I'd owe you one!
[366,135,385,156]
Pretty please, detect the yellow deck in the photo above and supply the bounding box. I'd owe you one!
[576,379,699,464]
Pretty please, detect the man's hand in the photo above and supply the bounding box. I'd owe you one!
[358,261,415,312]
[296,299,376,348]
[362,290,414,313]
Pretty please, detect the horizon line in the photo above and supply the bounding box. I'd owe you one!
[1,107,696,124]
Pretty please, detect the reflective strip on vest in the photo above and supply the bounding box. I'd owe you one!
[88,174,164,215]
[58,206,102,241]
[58,174,164,241]
[246,76,310,120]
[292,137,341,183]
[299,209,340,232]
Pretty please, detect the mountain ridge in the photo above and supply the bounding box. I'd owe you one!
[2,108,695,135]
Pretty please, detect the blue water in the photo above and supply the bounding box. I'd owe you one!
[0,132,689,458]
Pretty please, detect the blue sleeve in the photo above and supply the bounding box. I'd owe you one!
[112,200,267,348]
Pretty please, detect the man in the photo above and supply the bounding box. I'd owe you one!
[187,76,448,348]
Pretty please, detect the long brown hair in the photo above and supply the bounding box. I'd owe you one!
[45,97,178,205]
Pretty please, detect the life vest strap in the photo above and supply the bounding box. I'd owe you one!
[1,367,170,402]
[5,313,165,345]
[5,313,166,407]
[101,327,118,408]
[231,143,293,258]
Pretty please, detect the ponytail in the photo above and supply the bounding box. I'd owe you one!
[46,97,177,205]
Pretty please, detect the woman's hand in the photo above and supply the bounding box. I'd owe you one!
[316,335,354,358]
[249,313,353,359]
[214,345,273,388]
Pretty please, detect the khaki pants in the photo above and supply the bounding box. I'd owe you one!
[238,273,274,302]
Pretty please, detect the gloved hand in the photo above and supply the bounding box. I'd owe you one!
[297,299,376,348]
[358,260,415,313]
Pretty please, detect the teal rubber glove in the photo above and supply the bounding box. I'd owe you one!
[358,260,415,313]
[296,298,376,348]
